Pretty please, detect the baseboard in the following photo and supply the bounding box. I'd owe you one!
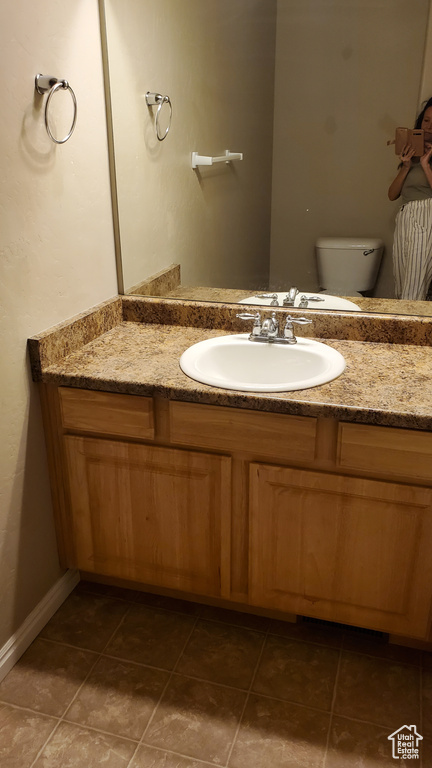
[0,569,79,683]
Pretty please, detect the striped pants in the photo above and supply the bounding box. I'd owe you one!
[393,198,432,300]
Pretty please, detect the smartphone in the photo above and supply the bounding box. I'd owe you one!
[395,127,424,156]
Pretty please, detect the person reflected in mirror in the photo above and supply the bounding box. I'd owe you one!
[388,98,432,300]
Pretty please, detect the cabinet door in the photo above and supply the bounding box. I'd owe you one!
[64,435,231,598]
[249,463,432,638]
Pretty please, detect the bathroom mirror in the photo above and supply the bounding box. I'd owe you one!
[100,0,432,315]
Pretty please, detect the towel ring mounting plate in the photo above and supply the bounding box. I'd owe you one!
[146,92,172,141]
[35,74,77,144]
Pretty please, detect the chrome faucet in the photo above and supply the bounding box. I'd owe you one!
[261,312,279,338]
[236,312,312,344]
[283,287,299,307]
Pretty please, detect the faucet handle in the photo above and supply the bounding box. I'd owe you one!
[288,316,312,326]
[283,315,312,343]
[236,311,260,321]
[236,311,262,336]
[254,293,279,306]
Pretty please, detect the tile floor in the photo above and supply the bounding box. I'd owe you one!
[0,581,431,767]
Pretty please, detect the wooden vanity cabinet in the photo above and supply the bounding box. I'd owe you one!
[42,386,232,599]
[64,435,231,598]
[248,463,432,638]
[41,385,432,643]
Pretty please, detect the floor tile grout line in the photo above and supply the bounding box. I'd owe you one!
[28,602,133,768]
[322,709,423,733]
[191,609,272,635]
[74,587,426,664]
[194,615,269,635]
[95,651,172,674]
[78,585,198,610]
[1,701,142,747]
[28,716,64,768]
[61,603,133,716]
[0,702,61,720]
[0,629,341,723]
[339,642,422,668]
[0,669,336,723]
[32,636,106,654]
[124,614,201,768]
[27,646,109,768]
[91,650,275,692]
[78,586,262,627]
[40,622,423,669]
[163,669,268,696]
[75,591,138,606]
[10,587,426,765]
[76,587,275,636]
[419,664,423,768]
[265,629,343,651]
[126,741,217,767]
[162,673,337,716]
[330,646,343,716]
[321,645,343,768]
[224,625,271,768]
[6,628,413,731]
[57,718,141,745]
[12,691,412,768]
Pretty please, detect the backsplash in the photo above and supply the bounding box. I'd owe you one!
[28,294,432,381]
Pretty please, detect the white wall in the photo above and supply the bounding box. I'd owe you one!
[0,0,117,652]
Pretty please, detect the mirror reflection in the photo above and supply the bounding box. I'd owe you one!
[101,0,432,315]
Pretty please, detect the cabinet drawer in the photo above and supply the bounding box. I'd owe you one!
[338,422,432,482]
[59,387,154,440]
[169,401,317,462]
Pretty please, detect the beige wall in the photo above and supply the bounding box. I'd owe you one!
[0,0,117,651]
[2,0,431,661]
[104,0,276,293]
[269,0,430,297]
[420,1,432,102]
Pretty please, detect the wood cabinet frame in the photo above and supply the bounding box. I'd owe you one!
[39,384,432,644]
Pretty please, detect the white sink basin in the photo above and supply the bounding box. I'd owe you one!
[239,292,361,311]
[180,334,346,392]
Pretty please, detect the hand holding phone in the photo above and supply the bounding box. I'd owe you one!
[394,128,424,156]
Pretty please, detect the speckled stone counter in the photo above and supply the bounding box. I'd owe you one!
[160,285,432,317]
[28,295,432,431]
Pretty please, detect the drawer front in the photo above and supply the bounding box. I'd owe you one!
[338,422,432,483]
[59,387,154,440]
[169,401,317,462]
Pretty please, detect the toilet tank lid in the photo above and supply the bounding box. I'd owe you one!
[316,237,384,250]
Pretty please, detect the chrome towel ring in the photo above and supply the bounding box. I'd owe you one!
[145,92,172,141]
[35,74,77,144]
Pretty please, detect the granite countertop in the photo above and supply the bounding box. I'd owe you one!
[163,285,432,317]
[32,314,432,431]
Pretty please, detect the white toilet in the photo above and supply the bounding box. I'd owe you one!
[316,237,384,296]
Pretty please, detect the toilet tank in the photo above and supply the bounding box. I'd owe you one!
[316,237,384,293]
